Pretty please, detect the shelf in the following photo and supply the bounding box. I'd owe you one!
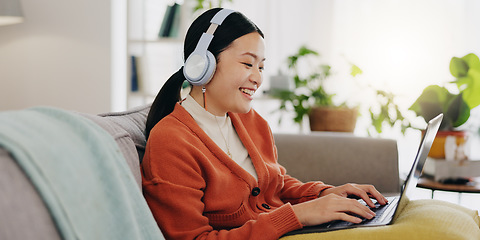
[127,0,192,109]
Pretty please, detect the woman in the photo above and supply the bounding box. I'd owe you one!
[142,8,388,240]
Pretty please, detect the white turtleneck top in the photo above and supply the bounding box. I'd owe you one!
[181,94,258,181]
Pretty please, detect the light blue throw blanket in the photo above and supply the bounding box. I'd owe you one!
[0,107,164,240]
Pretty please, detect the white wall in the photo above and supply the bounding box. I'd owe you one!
[0,0,114,114]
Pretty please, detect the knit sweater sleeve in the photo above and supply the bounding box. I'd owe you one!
[278,164,333,204]
[141,117,302,240]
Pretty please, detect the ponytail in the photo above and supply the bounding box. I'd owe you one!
[145,67,185,140]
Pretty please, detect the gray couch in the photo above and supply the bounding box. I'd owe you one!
[0,105,399,239]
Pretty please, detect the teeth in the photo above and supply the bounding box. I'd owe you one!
[241,88,255,96]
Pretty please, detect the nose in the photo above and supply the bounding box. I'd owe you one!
[249,68,262,87]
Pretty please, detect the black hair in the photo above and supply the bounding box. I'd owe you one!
[145,8,264,140]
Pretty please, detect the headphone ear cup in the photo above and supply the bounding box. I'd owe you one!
[184,53,207,85]
[183,50,216,86]
[201,50,216,85]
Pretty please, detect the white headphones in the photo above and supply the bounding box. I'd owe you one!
[183,9,235,86]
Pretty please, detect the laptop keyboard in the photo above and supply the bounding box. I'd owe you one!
[359,198,390,224]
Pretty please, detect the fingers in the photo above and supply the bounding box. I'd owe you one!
[340,184,389,207]
[336,212,363,224]
[329,196,376,223]
[292,194,377,227]
[328,183,376,208]
[347,184,377,208]
[344,198,376,221]
[366,187,388,205]
[357,184,389,206]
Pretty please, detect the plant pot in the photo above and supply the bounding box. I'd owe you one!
[427,131,467,159]
[308,106,358,132]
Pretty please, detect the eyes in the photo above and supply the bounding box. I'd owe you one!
[241,62,264,72]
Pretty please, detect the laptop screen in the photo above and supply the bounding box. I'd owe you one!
[392,113,443,220]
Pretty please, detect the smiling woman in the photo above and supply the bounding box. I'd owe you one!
[140,8,389,240]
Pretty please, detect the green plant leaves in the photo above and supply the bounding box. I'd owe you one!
[447,93,470,128]
[287,45,319,69]
[311,86,334,106]
[297,45,319,57]
[462,53,480,70]
[450,57,469,78]
[369,89,410,135]
[409,85,470,130]
[194,0,233,11]
[459,67,480,110]
[275,45,333,126]
[412,53,480,130]
[449,53,479,78]
[450,53,480,109]
[270,89,310,124]
[350,64,363,77]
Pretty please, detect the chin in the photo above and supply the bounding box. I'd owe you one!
[241,106,253,113]
[233,105,252,114]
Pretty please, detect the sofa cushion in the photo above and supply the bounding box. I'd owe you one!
[98,105,150,160]
[280,199,480,240]
[79,104,150,187]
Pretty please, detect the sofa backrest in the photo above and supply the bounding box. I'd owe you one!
[275,132,399,193]
[79,105,150,188]
[82,105,399,193]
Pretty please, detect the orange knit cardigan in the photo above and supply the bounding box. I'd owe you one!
[141,104,332,240]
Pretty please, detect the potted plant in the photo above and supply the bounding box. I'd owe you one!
[409,53,480,159]
[271,46,359,132]
[271,45,411,134]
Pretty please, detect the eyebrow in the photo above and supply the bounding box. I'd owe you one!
[242,52,266,62]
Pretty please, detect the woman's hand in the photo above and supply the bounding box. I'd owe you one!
[319,183,388,208]
[292,183,389,227]
[291,194,376,227]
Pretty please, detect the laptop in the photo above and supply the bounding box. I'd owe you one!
[283,113,443,236]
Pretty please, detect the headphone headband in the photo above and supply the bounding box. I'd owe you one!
[211,9,235,25]
[183,9,236,86]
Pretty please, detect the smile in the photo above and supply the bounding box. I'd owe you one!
[240,88,255,96]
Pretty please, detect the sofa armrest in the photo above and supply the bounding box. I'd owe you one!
[274,132,399,193]
[0,148,60,240]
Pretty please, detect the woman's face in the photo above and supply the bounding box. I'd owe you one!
[203,32,265,116]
